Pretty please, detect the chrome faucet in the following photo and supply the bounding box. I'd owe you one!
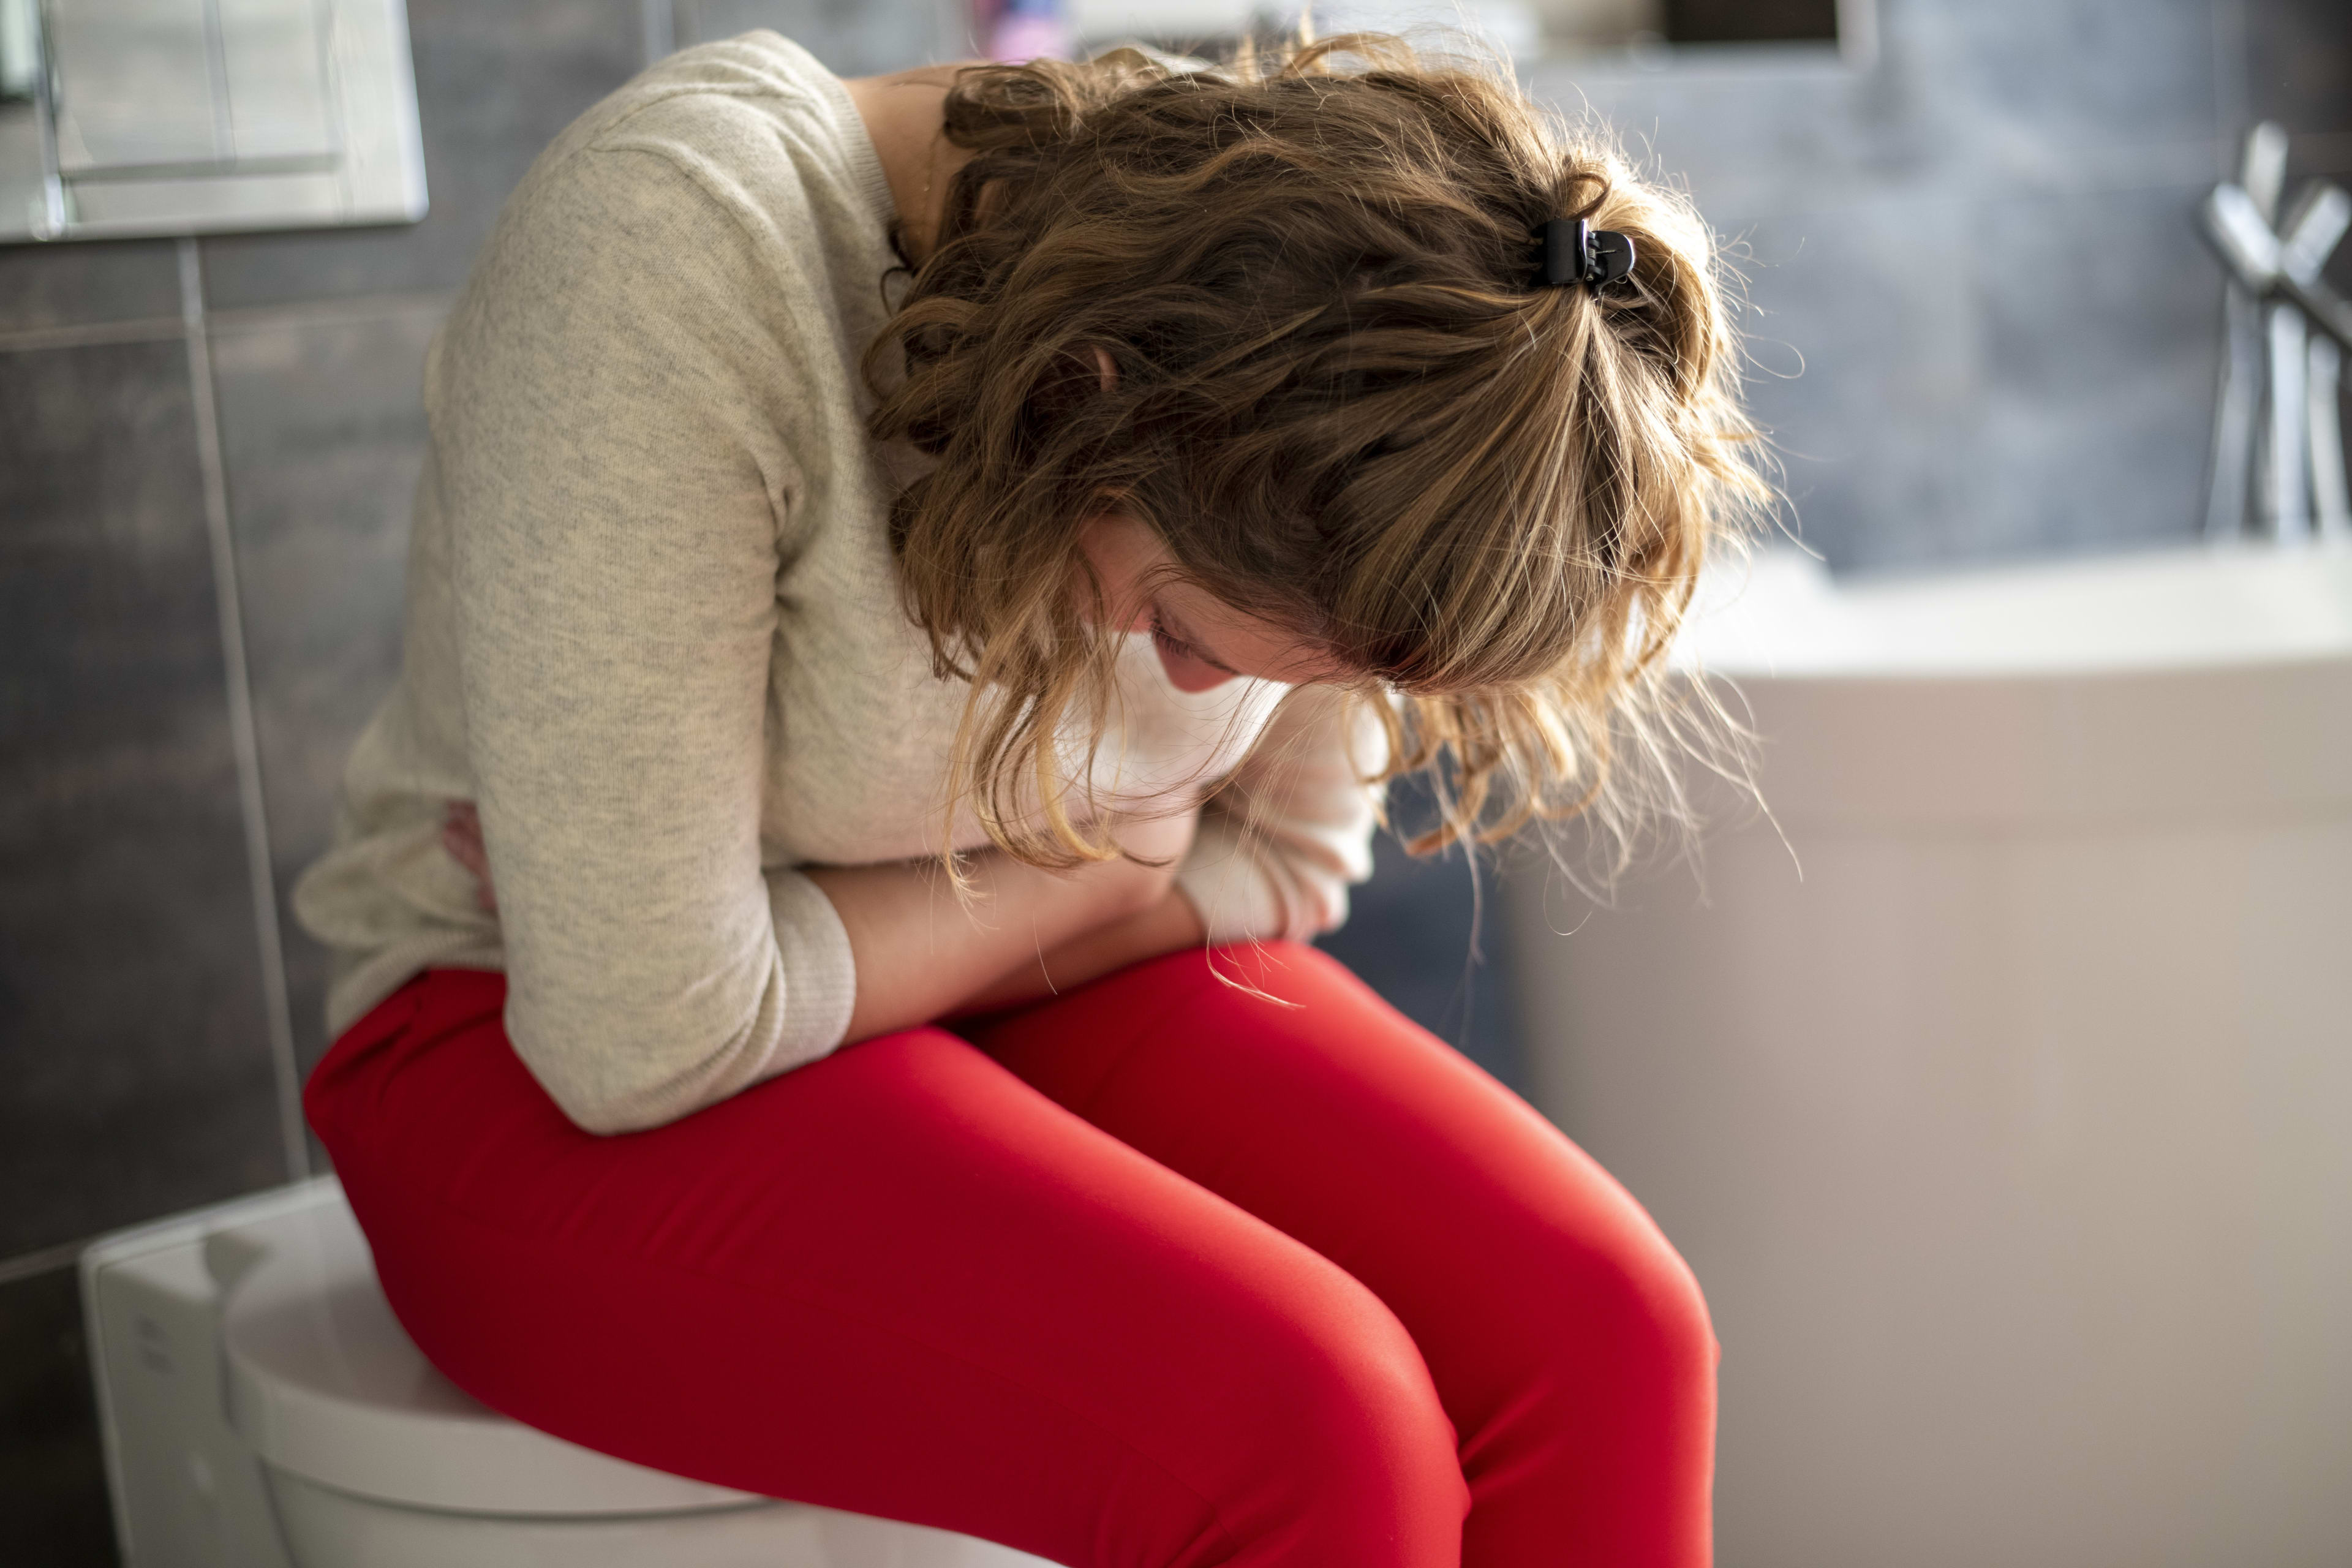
[2201,123,2352,543]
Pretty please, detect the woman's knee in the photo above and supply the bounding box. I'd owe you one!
[1288,1303,1460,1474]
[1525,1204,1718,1417]
[1210,1270,1469,1562]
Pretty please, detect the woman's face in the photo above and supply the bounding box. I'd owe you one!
[1075,514,1343,693]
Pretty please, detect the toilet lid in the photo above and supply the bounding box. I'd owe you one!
[219,1185,766,1516]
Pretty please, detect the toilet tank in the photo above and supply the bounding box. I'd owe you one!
[80,1181,336,1568]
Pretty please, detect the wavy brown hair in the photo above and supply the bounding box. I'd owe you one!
[867,32,1767,869]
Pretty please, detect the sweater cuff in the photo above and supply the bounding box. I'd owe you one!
[767,868,859,1064]
[1172,811,1288,946]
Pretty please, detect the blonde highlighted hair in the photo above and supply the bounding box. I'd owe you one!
[866,32,1767,870]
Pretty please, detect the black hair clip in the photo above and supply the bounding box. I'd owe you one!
[1538,217,1637,290]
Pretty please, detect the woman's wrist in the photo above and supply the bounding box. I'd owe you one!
[807,821,1199,1044]
[951,888,1207,1017]
[990,842,1166,929]
[1044,885,1207,989]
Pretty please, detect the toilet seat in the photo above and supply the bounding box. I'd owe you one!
[219,1189,764,1518]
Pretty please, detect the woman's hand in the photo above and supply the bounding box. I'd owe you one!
[442,802,497,910]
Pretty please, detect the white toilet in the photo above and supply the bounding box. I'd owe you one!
[81,1177,1057,1568]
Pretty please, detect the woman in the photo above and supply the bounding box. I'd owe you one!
[295,27,1760,1568]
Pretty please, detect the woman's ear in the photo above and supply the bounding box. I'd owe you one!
[1092,344,1117,394]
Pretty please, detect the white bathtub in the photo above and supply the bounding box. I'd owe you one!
[1505,544,2352,1568]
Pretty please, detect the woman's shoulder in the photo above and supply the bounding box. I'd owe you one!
[579,33,892,245]
[481,32,895,298]
[610,39,886,195]
[431,33,900,423]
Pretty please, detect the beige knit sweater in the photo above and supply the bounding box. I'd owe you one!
[293,33,1382,1134]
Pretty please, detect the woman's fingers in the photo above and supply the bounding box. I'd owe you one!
[441,802,498,911]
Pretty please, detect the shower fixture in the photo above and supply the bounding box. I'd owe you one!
[2201,123,2352,543]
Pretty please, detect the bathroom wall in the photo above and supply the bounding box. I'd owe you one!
[1521,0,2352,574]
[0,1,2341,1561]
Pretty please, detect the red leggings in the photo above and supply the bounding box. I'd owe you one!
[307,944,1714,1567]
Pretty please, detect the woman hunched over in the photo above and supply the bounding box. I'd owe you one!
[296,29,1764,1568]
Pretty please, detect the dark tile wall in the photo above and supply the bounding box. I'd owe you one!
[0,336,285,1259]
[210,301,444,1087]
[0,242,182,335]
[2244,0,2352,158]
[0,1268,116,1566]
[1,2,2339,1564]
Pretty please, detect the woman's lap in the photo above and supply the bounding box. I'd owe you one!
[307,946,1711,1568]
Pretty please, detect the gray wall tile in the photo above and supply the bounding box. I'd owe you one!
[198,0,644,311]
[1542,58,1928,222]
[0,1266,116,1567]
[1733,196,1986,569]
[676,0,970,73]
[2245,0,2352,143]
[0,339,285,1257]
[211,303,442,1077]
[1969,183,2225,558]
[1534,0,2249,573]
[1899,0,2222,167]
[0,241,184,335]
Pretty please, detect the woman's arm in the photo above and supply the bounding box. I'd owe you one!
[948,888,1208,1018]
[827,685,1386,1030]
[444,803,1207,1038]
[1172,684,1386,944]
[804,808,1202,1041]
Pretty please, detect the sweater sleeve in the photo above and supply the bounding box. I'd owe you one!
[1172,685,1387,944]
[439,138,856,1134]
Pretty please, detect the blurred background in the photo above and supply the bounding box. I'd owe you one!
[2,0,2346,1562]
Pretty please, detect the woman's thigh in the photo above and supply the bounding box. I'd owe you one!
[307,968,1466,1568]
[964,944,1718,1568]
